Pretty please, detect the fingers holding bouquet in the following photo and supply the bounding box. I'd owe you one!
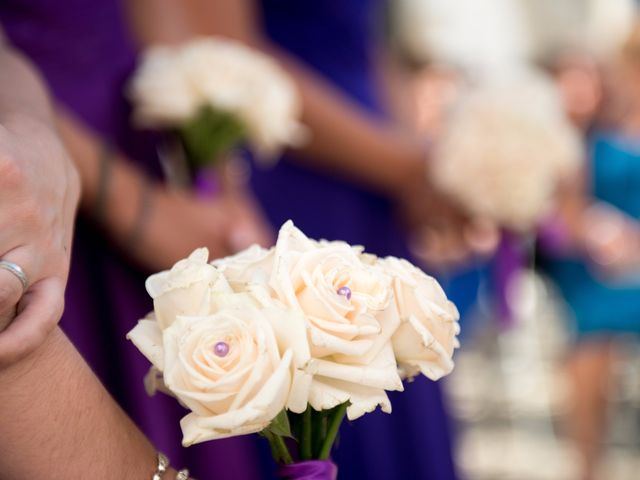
[132,183,273,271]
[397,169,500,271]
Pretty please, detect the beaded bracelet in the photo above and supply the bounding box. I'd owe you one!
[176,469,191,480]
[152,452,194,480]
[152,452,169,480]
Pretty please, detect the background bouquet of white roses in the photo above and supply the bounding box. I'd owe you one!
[129,37,306,187]
[127,221,460,478]
[432,68,583,233]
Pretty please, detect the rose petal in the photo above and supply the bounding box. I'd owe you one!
[308,323,374,357]
[306,342,402,392]
[287,369,313,413]
[308,377,392,420]
[126,319,165,370]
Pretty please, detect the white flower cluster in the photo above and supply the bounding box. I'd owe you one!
[432,70,583,232]
[128,221,459,446]
[392,0,531,74]
[129,37,307,157]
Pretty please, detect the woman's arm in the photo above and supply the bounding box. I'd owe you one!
[56,109,272,270]
[0,321,178,479]
[543,168,640,273]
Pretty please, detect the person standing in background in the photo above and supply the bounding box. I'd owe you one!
[0,2,271,478]
[249,4,460,477]
[541,29,640,480]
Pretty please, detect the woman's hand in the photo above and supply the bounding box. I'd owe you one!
[580,202,640,278]
[0,115,80,367]
[129,184,273,272]
[396,160,499,271]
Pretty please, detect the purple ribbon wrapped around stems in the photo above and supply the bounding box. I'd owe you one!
[277,460,338,480]
[494,215,570,329]
[493,231,523,329]
[194,167,222,199]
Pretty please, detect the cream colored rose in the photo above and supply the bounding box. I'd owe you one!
[211,245,274,291]
[213,246,314,414]
[128,47,200,126]
[127,294,293,446]
[379,256,460,380]
[180,37,307,158]
[146,248,232,330]
[269,221,403,420]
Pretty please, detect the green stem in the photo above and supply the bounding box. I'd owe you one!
[312,409,328,458]
[301,406,313,460]
[265,431,294,465]
[318,403,348,460]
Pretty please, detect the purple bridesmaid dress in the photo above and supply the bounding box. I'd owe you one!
[0,1,262,478]
[252,1,459,479]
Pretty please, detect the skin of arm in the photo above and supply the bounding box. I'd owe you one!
[0,30,80,367]
[0,313,177,479]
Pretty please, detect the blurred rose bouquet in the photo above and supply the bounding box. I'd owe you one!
[129,37,306,188]
[128,221,459,478]
[432,69,583,233]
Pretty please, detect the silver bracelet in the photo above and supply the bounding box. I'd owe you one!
[152,452,170,480]
[176,469,191,480]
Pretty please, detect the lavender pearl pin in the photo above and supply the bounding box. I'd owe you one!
[336,286,352,300]
[213,341,230,357]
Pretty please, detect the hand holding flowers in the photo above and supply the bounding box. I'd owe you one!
[432,69,584,233]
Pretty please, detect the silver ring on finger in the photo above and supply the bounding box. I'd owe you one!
[0,260,29,293]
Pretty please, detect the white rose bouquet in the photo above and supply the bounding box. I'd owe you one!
[128,37,306,179]
[128,221,459,478]
[432,69,583,233]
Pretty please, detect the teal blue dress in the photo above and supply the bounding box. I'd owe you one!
[541,132,640,337]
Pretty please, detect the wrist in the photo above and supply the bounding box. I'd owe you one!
[98,158,158,248]
[386,136,431,200]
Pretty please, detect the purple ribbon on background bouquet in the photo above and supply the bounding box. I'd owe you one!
[493,231,522,329]
[277,460,338,480]
[194,167,222,198]
[493,215,571,329]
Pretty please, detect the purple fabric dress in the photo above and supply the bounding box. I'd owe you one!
[0,2,262,478]
[252,1,459,479]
